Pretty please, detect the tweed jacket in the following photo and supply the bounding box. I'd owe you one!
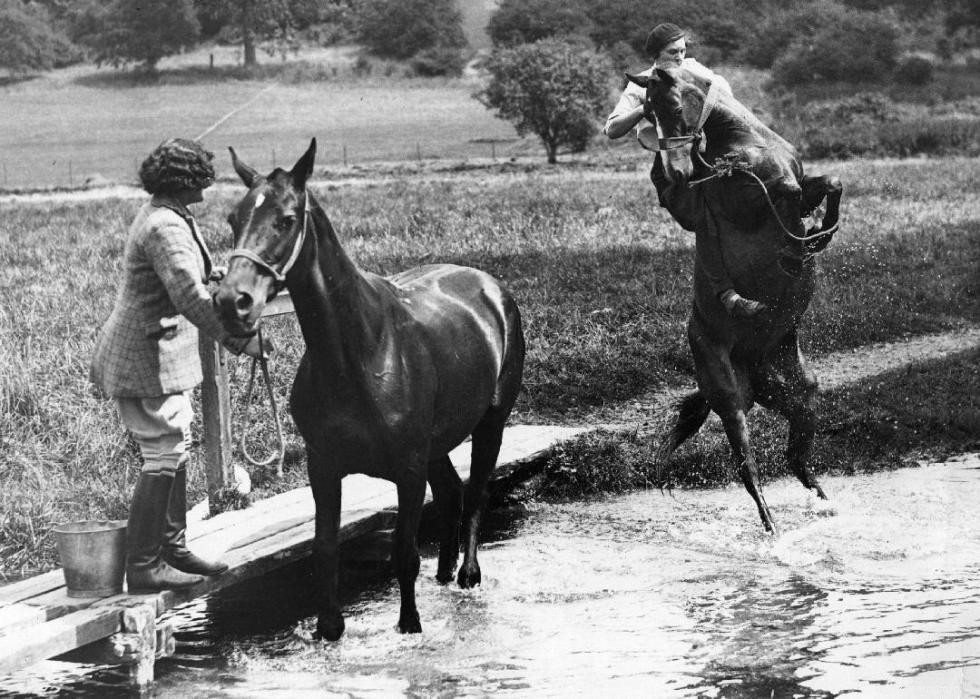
[90,195,232,397]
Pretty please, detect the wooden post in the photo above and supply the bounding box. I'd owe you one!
[199,337,234,503]
[55,620,174,667]
[123,604,157,689]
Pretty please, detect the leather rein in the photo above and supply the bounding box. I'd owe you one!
[651,83,838,249]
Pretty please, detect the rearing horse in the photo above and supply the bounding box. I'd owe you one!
[214,140,525,639]
[626,68,843,533]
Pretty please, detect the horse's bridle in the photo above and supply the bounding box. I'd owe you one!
[653,79,724,152]
[228,189,310,291]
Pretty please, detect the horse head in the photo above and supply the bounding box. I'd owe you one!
[626,68,714,182]
[214,138,317,337]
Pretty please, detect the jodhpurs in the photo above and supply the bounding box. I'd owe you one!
[115,392,192,475]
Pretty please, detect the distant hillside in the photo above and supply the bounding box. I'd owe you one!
[459,0,497,51]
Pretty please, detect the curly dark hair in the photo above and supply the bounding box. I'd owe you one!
[139,138,216,195]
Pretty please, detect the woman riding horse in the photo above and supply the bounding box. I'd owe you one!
[605,22,767,319]
[625,59,842,533]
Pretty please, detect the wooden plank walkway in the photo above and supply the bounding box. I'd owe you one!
[0,424,586,688]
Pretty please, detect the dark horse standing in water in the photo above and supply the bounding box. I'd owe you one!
[626,68,843,533]
[214,140,525,639]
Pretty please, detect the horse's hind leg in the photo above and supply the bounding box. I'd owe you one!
[427,454,463,584]
[393,469,427,634]
[754,332,827,499]
[654,390,710,485]
[457,411,506,589]
[690,325,777,533]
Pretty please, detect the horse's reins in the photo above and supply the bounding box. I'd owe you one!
[226,190,311,478]
[239,325,285,476]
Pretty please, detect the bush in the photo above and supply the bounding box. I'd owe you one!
[477,39,611,164]
[488,0,593,47]
[776,92,980,159]
[355,0,466,60]
[409,45,465,77]
[771,10,899,87]
[894,55,933,86]
[0,0,82,73]
[584,0,763,61]
[739,0,848,70]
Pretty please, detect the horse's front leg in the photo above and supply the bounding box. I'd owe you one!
[393,468,427,633]
[690,323,777,534]
[307,446,345,640]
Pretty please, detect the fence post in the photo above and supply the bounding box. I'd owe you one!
[199,337,234,504]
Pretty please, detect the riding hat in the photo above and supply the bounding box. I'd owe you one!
[139,138,215,195]
[645,22,685,58]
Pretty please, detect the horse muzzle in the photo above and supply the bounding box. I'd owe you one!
[213,260,274,335]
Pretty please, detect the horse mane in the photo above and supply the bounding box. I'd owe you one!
[673,67,794,153]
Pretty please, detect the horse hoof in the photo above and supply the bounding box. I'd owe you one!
[315,614,345,642]
[457,565,481,589]
[398,613,422,634]
[436,569,455,585]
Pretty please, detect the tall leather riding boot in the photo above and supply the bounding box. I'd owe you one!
[126,471,204,592]
[162,464,229,576]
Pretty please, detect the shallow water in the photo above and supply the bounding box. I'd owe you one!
[4,459,980,697]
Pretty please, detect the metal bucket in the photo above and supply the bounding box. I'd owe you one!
[52,520,127,598]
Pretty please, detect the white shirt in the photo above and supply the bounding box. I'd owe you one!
[604,58,731,151]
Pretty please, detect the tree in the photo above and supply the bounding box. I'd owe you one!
[196,0,315,67]
[583,0,766,61]
[487,0,592,48]
[355,0,466,60]
[477,39,611,164]
[92,0,200,72]
[0,0,80,73]
[771,10,899,85]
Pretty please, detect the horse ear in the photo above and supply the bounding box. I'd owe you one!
[654,68,675,85]
[291,138,317,189]
[228,147,259,188]
[625,72,649,88]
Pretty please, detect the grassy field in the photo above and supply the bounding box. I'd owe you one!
[1,156,978,577]
[0,75,524,189]
[0,46,786,191]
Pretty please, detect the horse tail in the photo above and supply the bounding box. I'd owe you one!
[654,390,710,486]
[492,285,526,413]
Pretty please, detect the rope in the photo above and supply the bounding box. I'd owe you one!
[689,153,838,245]
[238,326,285,477]
[195,84,276,142]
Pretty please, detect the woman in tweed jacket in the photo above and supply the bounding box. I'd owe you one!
[91,139,267,592]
